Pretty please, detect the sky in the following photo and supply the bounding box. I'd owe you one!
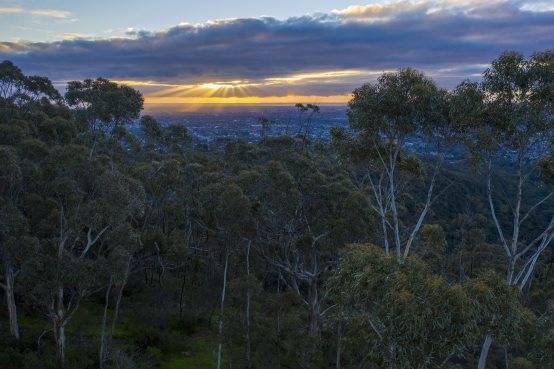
[1,0,553,107]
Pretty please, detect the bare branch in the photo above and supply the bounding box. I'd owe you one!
[403,157,443,259]
[515,217,554,259]
[519,192,553,226]
[80,225,110,259]
[486,162,511,257]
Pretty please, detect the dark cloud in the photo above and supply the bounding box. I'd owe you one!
[1,0,552,95]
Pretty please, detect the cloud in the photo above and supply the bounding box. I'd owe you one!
[0,6,23,14]
[29,9,72,19]
[333,0,551,21]
[58,32,92,40]
[332,1,429,22]
[0,6,71,18]
[520,1,554,12]
[0,0,552,102]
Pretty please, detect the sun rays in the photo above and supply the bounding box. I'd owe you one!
[113,68,380,106]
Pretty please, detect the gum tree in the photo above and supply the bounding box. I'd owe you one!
[329,244,482,369]
[344,69,454,261]
[459,51,553,369]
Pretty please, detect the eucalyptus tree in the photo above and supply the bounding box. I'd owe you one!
[22,75,62,103]
[238,142,372,361]
[0,61,25,100]
[93,169,145,368]
[330,245,529,369]
[0,147,27,340]
[329,244,483,369]
[98,224,142,369]
[457,51,554,369]
[65,78,143,158]
[22,143,144,368]
[295,103,320,137]
[343,69,455,262]
[0,204,27,341]
[0,60,62,118]
[198,180,254,369]
[65,78,143,132]
[0,65,73,342]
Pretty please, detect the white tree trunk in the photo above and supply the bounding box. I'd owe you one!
[54,318,66,369]
[367,172,390,254]
[477,333,492,369]
[389,173,402,260]
[4,264,20,340]
[99,275,113,369]
[216,251,229,369]
[110,256,132,339]
[245,241,252,369]
[402,161,440,260]
[308,281,321,339]
[54,285,67,369]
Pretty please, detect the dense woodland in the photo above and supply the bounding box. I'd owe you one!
[0,51,552,369]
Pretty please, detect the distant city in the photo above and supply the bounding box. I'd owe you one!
[144,104,349,143]
[143,104,468,160]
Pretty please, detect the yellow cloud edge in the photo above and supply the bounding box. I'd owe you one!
[144,95,351,105]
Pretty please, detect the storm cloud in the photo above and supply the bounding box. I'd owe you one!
[1,0,552,100]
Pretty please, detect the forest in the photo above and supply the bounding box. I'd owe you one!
[0,51,552,369]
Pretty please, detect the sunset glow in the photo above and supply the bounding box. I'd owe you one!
[144,95,351,105]
[1,0,552,107]
[112,69,379,105]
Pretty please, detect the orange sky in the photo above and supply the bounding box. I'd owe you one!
[144,95,351,105]
[114,69,376,107]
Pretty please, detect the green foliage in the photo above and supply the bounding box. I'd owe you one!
[348,68,445,140]
[330,244,481,369]
[469,272,531,344]
[65,78,143,131]
[0,54,551,369]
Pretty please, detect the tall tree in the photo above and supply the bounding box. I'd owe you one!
[459,50,553,369]
[330,244,484,369]
[344,69,454,261]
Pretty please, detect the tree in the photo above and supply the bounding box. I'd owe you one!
[22,143,144,368]
[295,103,320,138]
[329,244,481,369]
[470,273,531,369]
[199,181,253,369]
[0,146,31,340]
[0,60,62,117]
[343,69,454,262]
[0,61,25,100]
[457,51,553,369]
[98,224,141,369]
[65,78,143,159]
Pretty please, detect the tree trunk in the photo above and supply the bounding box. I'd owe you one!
[110,256,132,340]
[388,342,397,369]
[380,214,390,255]
[245,241,252,369]
[507,257,516,285]
[54,285,67,369]
[54,319,66,369]
[403,162,439,260]
[335,319,342,369]
[503,345,509,369]
[308,281,321,339]
[367,172,390,255]
[179,271,186,320]
[4,264,20,340]
[477,333,492,369]
[99,275,113,369]
[216,251,229,369]
[389,175,402,261]
[276,272,282,369]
